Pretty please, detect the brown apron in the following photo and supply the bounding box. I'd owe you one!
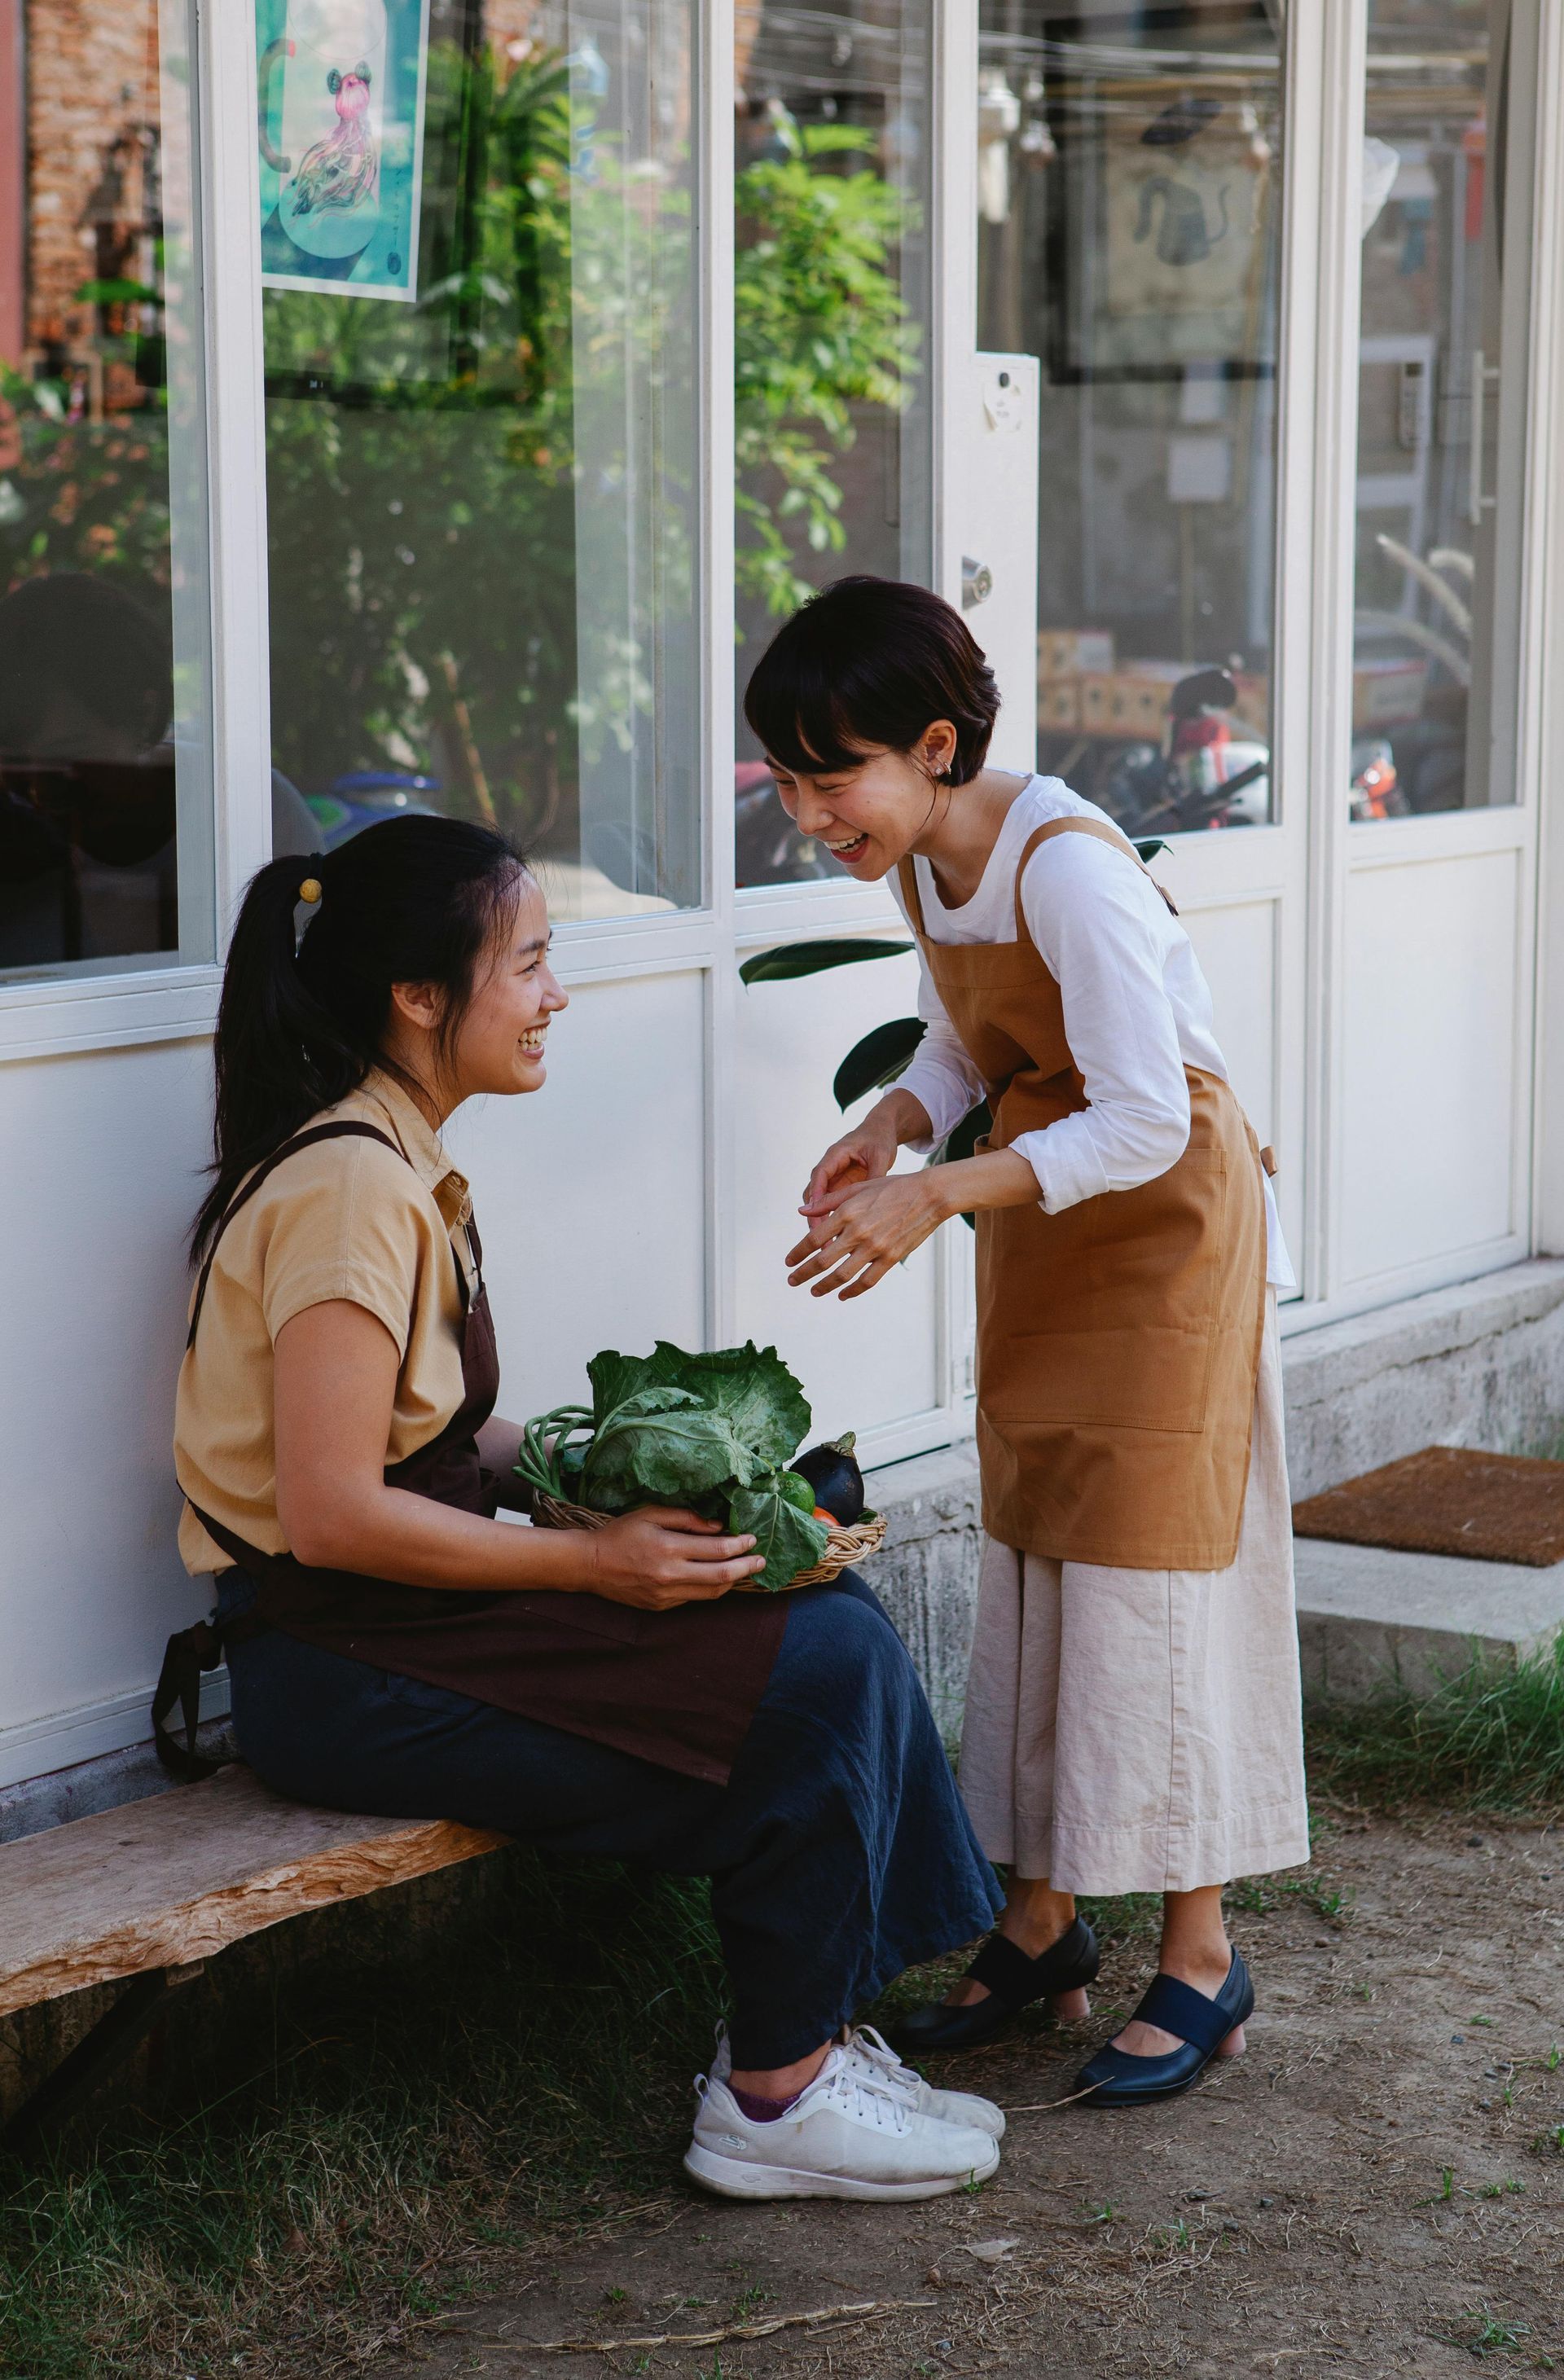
[161,1122,786,1786]
[898,817,1267,1572]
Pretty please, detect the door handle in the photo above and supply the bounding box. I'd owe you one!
[1469,348,1500,526]
[962,555,994,609]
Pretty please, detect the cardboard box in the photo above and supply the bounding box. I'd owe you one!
[1352,655,1429,730]
[1039,628,1115,679]
[1038,678,1080,731]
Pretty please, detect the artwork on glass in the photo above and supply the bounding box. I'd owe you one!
[1064,92,1276,384]
[257,0,431,301]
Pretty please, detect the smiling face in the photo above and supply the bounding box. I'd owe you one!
[764,721,958,881]
[448,872,568,1099]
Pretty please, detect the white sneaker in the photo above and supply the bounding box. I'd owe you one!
[709,2020,1005,2141]
[684,2044,1001,2202]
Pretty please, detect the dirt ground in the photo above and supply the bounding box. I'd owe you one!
[380,1812,1563,2379]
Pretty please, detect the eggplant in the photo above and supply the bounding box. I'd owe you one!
[788,1432,864,1526]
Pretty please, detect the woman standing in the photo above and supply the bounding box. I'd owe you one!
[168,814,1008,2197]
[758,577,1308,2106]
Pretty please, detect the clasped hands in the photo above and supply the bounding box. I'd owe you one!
[785,1113,955,1302]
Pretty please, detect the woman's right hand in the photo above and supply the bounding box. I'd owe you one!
[801,1113,900,1217]
[585,1508,768,1608]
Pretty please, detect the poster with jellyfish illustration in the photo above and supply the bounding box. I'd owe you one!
[257,0,430,300]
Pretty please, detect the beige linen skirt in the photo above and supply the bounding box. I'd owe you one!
[958,1293,1309,1896]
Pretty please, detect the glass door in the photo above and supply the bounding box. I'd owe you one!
[976,0,1286,841]
[1332,0,1540,1306]
[732,0,934,889]
[1348,0,1533,819]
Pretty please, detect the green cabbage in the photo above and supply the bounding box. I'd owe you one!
[518,1341,832,1587]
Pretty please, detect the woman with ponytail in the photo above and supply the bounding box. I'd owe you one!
[169,816,1004,2202]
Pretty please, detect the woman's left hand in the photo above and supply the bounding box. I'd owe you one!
[786,1170,950,1299]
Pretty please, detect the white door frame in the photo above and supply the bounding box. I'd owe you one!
[1295,0,1556,1333]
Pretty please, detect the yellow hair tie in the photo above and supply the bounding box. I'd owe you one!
[298,877,323,907]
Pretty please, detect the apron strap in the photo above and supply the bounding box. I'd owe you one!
[187,1122,406,1349]
[1010,815,1179,942]
[894,852,929,937]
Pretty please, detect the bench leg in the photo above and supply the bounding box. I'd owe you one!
[2,1962,204,2150]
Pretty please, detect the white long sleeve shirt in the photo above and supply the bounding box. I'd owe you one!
[890,776,1295,1291]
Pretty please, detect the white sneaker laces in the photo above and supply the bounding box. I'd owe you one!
[841,2023,922,2101]
[812,2048,913,2133]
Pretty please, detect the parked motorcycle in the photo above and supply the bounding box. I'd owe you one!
[1095,668,1269,837]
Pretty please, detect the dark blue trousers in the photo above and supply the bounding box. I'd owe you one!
[220,1570,1000,2068]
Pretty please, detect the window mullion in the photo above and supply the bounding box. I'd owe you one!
[197,0,275,946]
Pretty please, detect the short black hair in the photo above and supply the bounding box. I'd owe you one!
[744,576,1000,786]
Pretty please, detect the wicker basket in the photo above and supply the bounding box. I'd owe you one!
[529,1488,886,1591]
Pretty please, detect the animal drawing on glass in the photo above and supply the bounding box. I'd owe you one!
[256,0,431,301]
[287,61,380,231]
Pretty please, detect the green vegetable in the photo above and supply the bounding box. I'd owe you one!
[587,1340,809,1469]
[517,1339,841,1586]
[728,1473,831,1588]
[513,1403,594,1499]
[583,1389,757,1507]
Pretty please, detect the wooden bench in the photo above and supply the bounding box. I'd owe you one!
[0,1763,506,2145]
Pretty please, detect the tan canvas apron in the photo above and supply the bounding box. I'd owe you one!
[898,817,1267,1571]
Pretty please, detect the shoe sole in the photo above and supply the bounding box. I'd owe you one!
[683,2136,1000,2202]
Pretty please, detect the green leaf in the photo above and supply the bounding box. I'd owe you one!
[740,938,912,986]
[647,1341,811,1468]
[833,1016,926,1109]
[586,1347,661,1428]
[727,1473,831,1591]
[583,1392,757,1506]
[1135,839,1170,863]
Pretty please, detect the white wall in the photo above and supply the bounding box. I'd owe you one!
[0,1039,216,1784]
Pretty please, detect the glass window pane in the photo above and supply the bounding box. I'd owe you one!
[0,0,213,983]
[260,0,699,919]
[977,1,1285,837]
[733,0,933,889]
[1349,1,1530,818]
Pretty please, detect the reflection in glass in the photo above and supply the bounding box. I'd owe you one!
[0,0,212,981]
[732,0,932,888]
[1349,1,1528,817]
[261,0,699,920]
[977,2,1284,837]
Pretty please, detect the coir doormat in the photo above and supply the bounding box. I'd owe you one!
[1292,1445,1564,1567]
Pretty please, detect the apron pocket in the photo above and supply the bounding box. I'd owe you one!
[982,1163,1228,1435]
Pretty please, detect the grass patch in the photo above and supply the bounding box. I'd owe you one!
[1304,1630,1564,1816]
[0,1851,727,2380]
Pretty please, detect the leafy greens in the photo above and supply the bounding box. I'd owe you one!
[517,1340,830,1587]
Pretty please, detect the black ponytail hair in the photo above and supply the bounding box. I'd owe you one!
[192,814,529,1261]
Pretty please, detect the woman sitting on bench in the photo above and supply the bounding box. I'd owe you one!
[173,815,1004,2202]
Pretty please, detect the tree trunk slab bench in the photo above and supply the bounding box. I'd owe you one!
[0,1763,506,2144]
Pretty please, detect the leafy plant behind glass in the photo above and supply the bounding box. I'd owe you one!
[2,44,917,840]
[735,122,919,621]
[740,845,1169,1226]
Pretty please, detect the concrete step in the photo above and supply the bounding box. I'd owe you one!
[1295,1536,1564,1702]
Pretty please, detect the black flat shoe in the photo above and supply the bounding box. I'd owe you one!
[891,1918,1101,2056]
[1073,1947,1254,2108]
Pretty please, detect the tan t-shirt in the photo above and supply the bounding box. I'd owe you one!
[174,1069,478,1574]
